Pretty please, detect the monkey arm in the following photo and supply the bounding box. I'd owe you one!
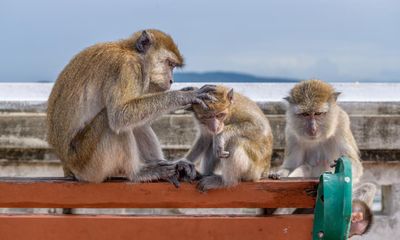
[185,135,212,163]
[275,131,306,178]
[337,112,363,184]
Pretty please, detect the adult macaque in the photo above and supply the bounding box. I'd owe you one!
[270,79,375,237]
[47,29,216,185]
[270,79,363,183]
[183,85,273,191]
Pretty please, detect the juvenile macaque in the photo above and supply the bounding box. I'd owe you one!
[183,85,273,191]
[270,80,375,237]
[349,182,376,237]
[47,29,216,184]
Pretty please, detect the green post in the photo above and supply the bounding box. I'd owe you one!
[312,156,353,240]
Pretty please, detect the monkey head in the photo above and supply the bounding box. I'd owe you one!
[134,29,184,92]
[285,79,340,140]
[192,86,234,135]
[349,199,373,237]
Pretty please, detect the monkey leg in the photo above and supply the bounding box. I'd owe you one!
[199,143,220,176]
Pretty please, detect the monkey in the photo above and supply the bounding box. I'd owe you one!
[47,29,217,185]
[348,182,376,237]
[269,79,363,183]
[268,79,376,236]
[181,85,273,191]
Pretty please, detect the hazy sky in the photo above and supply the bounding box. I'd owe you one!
[0,0,399,82]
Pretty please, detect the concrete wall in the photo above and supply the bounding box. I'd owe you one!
[1,83,400,239]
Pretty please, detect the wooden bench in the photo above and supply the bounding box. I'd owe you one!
[0,157,352,240]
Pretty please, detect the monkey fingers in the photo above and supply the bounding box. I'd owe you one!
[218,150,230,159]
[268,173,281,180]
[196,175,223,192]
[180,86,198,91]
[166,175,180,188]
[154,161,181,188]
[330,159,339,168]
[175,160,197,182]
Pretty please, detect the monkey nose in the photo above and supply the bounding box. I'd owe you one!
[310,128,317,136]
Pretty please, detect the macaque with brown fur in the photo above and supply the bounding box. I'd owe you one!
[182,85,273,191]
[47,29,216,185]
[270,79,375,237]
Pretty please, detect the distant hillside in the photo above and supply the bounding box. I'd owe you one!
[174,71,298,83]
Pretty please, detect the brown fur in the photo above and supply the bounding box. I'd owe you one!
[187,86,273,191]
[47,29,200,183]
[131,29,184,65]
[287,79,338,112]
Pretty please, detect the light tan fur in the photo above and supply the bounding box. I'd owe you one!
[274,79,363,183]
[272,80,374,225]
[47,29,213,183]
[185,86,273,191]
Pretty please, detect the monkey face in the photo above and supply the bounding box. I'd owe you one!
[197,111,228,135]
[192,86,233,135]
[289,103,335,140]
[135,30,184,93]
[147,48,181,92]
[348,200,372,237]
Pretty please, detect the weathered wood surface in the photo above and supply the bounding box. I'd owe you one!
[0,215,314,240]
[0,177,318,208]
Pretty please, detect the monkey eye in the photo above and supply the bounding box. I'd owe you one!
[314,112,325,116]
[299,113,310,117]
[216,113,226,119]
[167,59,176,68]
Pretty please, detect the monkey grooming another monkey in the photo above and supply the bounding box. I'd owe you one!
[269,79,375,236]
[47,29,216,184]
[183,85,273,191]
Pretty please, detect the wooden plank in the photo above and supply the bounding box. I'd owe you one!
[0,215,314,240]
[0,177,318,208]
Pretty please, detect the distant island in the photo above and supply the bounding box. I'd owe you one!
[174,71,299,83]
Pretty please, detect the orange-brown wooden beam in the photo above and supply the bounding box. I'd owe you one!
[0,215,314,240]
[0,177,318,208]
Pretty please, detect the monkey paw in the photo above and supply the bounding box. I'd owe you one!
[268,172,281,180]
[175,160,197,182]
[218,150,230,159]
[196,175,223,192]
[305,185,318,197]
[330,159,338,168]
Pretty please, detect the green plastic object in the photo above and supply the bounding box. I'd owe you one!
[312,156,353,240]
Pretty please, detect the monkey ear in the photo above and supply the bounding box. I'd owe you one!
[331,92,341,102]
[136,31,152,53]
[227,89,234,102]
[283,96,293,103]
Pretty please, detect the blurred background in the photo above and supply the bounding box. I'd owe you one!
[0,0,399,83]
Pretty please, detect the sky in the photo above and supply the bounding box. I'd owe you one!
[0,0,399,82]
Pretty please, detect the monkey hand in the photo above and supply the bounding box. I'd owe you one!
[179,84,217,110]
[329,159,338,168]
[180,86,199,91]
[214,135,230,159]
[268,169,290,180]
[268,172,281,180]
[152,161,181,188]
[174,159,197,182]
